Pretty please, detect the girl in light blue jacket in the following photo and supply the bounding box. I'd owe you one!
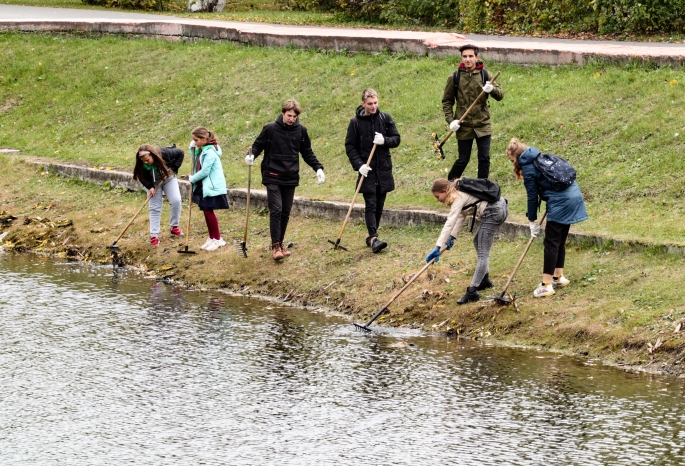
[189,127,229,252]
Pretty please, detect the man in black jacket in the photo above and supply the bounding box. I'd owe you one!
[247,99,326,260]
[345,88,401,253]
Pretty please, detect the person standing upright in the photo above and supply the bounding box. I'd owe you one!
[345,88,401,253]
[442,44,504,180]
[247,99,326,261]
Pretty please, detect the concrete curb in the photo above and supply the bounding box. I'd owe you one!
[31,159,685,256]
[2,19,685,66]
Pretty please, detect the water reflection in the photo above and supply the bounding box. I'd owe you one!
[1,253,685,465]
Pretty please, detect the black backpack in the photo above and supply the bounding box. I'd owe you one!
[160,144,184,173]
[533,153,576,191]
[453,68,489,100]
[456,178,501,232]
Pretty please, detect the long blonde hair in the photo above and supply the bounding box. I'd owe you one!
[506,138,528,180]
[431,178,460,206]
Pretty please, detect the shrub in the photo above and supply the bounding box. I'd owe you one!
[276,0,685,35]
[81,0,186,11]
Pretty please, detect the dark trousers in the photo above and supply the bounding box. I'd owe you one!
[266,184,296,244]
[362,185,387,238]
[448,134,492,180]
[543,221,571,275]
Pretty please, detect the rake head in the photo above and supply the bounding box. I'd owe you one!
[353,322,373,333]
[491,291,512,305]
[177,246,197,255]
[107,243,121,252]
[432,133,445,160]
[327,239,349,252]
[238,241,248,258]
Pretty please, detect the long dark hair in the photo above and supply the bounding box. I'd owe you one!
[133,144,170,182]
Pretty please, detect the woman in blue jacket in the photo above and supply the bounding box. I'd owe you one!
[506,138,588,298]
[189,127,229,252]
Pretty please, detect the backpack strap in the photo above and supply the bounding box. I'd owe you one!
[453,68,489,103]
[482,68,489,100]
[452,70,460,101]
[462,200,482,233]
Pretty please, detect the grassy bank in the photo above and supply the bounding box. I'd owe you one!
[1,33,685,244]
[2,153,685,376]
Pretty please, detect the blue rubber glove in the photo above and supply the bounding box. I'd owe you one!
[446,236,455,250]
[426,246,441,264]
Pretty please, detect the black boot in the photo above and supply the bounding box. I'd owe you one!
[371,238,387,254]
[476,273,493,291]
[457,286,480,305]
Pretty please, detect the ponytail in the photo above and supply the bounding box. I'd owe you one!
[431,178,460,206]
[506,138,528,180]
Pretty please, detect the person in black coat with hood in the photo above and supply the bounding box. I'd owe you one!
[345,88,401,253]
[247,99,326,260]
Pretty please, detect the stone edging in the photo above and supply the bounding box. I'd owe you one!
[1,19,684,66]
[30,159,685,256]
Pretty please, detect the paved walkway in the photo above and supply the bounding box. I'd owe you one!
[2,4,684,65]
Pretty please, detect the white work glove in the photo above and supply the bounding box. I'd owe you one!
[529,221,541,238]
[358,164,372,177]
[316,168,325,185]
[373,132,385,146]
[449,120,461,132]
[482,81,494,93]
[245,153,254,165]
[189,140,196,153]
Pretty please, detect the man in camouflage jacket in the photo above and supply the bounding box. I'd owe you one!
[442,44,504,180]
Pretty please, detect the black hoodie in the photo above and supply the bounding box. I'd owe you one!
[251,114,323,187]
[345,106,401,194]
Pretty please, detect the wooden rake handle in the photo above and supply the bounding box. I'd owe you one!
[113,177,166,244]
[362,245,448,327]
[113,193,152,244]
[243,162,252,244]
[335,144,378,242]
[183,194,193,249]
[381,245,448,310]
[439,71,501,149]
[500,210,547,295]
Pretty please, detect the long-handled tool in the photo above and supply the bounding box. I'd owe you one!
[491,211,547,305]
[239,155,252,258]
[177,195,196,255]
[354,245,447,332]
[433,71,501,159]
[328,144,378,252]
[107,189,155,252]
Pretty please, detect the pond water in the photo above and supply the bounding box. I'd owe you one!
[1,253,684,465]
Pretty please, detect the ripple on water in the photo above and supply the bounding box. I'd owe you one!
[2,254,685,465]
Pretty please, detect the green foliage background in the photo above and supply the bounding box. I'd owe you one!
[81,0,185,11]
[282,0,685,35]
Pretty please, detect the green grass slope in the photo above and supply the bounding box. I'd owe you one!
[1,32,684,243]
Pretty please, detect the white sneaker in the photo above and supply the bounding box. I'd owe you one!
[533,282,555,298]
[200,238,213,250]
[205,239,221,251]
[215,237,226,248]
[552,275,570,288]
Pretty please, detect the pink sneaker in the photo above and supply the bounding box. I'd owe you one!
[150,237,159,247]
[170,226,183,237]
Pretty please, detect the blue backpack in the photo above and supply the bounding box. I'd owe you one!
[533,153,576,191]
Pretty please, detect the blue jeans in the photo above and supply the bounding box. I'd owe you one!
[147,175,182,238]
[471,197,508,287]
